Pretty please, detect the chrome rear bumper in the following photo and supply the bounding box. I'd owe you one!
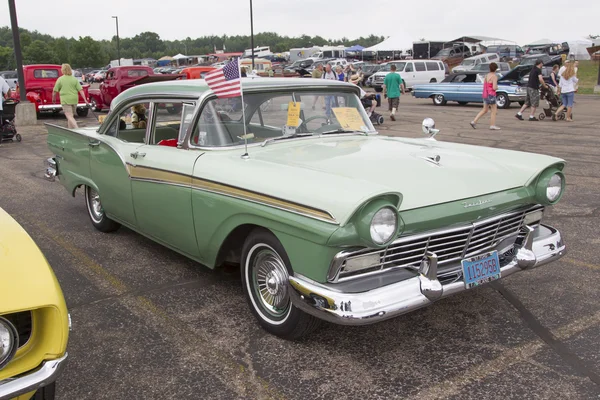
[0,354,67,400]
[289,224,565,326]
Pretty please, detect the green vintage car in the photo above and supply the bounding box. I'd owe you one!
[44,78,566,339]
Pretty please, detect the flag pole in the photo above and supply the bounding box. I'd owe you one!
[237,58,249,159]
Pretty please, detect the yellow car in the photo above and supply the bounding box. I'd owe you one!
[0,208,69,400]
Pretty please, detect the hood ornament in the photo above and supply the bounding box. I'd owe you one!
[421,154,441,166]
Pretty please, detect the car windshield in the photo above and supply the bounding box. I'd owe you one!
[520,58,537,66]
[190,89,376,148]
[461,59,476,66]
[380,62,406,72]
[472,63,489,71]
[436,49,451,56]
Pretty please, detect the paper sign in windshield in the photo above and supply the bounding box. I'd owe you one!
[332,107,364,131]
[287,102,301,127]
[97,115,107,123]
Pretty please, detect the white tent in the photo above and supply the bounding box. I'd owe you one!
[524,38,555,47]
[172,53,189,60]
[366,34,414,52]
[565,39,593,60]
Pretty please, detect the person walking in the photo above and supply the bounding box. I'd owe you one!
[553,62,578,122]
[515,59,548,121]
[336,65,345,81]
[0,74,11,147]
[470,63,501,130]
[382,64,405,121]
[52,64,88,128]
[322,64,337,118]
[311,63,324,79]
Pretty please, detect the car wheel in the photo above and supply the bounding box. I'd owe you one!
[241,228,321,339]
[374,87,383,93]
[496,93,510,109]
[458,101,468,106]
[91,99,101,112]
[433,94,446,106]
[85,186,121,233]
[33,382,55,399]
[76,108,89,117]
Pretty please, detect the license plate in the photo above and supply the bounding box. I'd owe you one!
[461,251,500,289]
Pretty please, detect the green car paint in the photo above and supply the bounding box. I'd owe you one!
[46,78,565,284]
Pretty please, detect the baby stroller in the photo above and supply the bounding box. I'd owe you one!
[361,93,384,125]
[1,99,21,143]
[538,86,565,121]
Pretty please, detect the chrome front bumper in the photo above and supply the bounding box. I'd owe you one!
[289,224,565,326]
[0,354,67,400]
[37,103,89,111]
[508,93,527,102]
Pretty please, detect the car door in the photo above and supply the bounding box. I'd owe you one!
[413,61,427,85]
[402,62,415,88]
[89,101,150,227]
[128,99,202,258]
[458,74,484,102]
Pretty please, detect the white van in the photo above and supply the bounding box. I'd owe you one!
[452,53,500,73]
[370,60,446,91]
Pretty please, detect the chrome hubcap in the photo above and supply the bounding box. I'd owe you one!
[497,96,505,107]
[436,95,443,103]
[88,189,103,220]
[253,249,289,313]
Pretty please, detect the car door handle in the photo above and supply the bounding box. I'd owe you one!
[130,152,146,159]
[88,140,100,147]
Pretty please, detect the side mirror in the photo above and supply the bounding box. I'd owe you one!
[422,118,440,139]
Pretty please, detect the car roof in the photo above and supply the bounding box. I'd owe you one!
[113,77,360,106]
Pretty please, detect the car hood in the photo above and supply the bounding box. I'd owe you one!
[0,208,66,313]
[198,136,563,225]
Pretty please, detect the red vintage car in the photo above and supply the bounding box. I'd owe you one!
[179,66,216,80]
[88,66,182,111]
[14,64,91,116]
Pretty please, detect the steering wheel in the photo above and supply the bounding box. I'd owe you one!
[299,115,330,133]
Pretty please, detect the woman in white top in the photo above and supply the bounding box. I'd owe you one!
[553,62,578,122]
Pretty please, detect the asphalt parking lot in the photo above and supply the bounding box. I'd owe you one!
[1,94,600,399]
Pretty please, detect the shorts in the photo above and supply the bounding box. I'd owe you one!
[62,104,76,116]
[561,92,574,108]
[525,87,540,108]
[388,97,399,111]
[483,95,497,105]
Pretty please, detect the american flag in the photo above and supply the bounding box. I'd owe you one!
[205,58,242,98]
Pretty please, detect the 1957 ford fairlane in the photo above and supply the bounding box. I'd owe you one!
[44,78,566,339]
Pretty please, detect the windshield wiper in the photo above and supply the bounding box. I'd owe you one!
[261,133,313,147]
[319,128,370,135]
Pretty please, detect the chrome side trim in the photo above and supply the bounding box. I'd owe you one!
[0,354,67,400]
[290,224,565,326]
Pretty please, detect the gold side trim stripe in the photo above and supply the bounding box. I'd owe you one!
[128,165,337,224]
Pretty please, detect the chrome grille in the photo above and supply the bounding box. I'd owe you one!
[334,205,544,281]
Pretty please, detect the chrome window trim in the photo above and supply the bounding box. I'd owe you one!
[327,204,545,283]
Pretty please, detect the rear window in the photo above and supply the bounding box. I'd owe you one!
[33,69,59,79]
[128,70,149,77]
[425,62,439,71]
[414,62,426,72]
[488,54,499,61]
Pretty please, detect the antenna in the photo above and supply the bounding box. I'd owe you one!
[237,58,250,159]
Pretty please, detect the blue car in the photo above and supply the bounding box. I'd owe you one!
[412,70,527,109]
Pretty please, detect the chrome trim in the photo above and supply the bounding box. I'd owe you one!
[328,204,545,282]
[38,103,88,111]
[44,157,57,182]
[289,224,565,326]
[0,354,68,400]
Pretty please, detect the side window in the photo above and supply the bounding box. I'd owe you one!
[489,54,498,61]
[453,74,468,83]
[414,62,426,72]
[425,62,439,71]
[404,63,414,72]
[151,101,190,145]
[105,101,151,143]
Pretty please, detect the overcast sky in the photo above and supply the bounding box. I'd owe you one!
[1,0,597,47]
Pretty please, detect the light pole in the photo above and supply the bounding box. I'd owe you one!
[249,0,254,70]
[112,16,120,66]
[8,0,26,102]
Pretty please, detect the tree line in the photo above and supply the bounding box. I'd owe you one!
[0,27,385,70]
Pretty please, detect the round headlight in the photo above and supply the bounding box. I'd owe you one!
[546,173,562,202]
[370,207,398,245]
[0,317,19,369]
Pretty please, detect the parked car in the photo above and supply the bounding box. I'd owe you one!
[44,77,566,339]
[370,60,446,91]
[485,45,525,61]
[0,70,18,90]
[432,45,472,66]
[519,54,562,67]
[452,53,500,73]
[469,62,511,75]
[358,64,380,86]
[73,70,84,84]
[11,64,90,116]
[0,207,70,399]
[85,70,99,82]
[412,71,526,108]
[88,66,182,111]
[180,66,216,80]
[93,70,107,82]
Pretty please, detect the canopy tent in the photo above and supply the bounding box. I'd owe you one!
[565,38,593,60]
[158,56,174,61]
[365,34,413,52]
[346,45,365,51]
[445,36,514,45]
[172,53,189,60]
